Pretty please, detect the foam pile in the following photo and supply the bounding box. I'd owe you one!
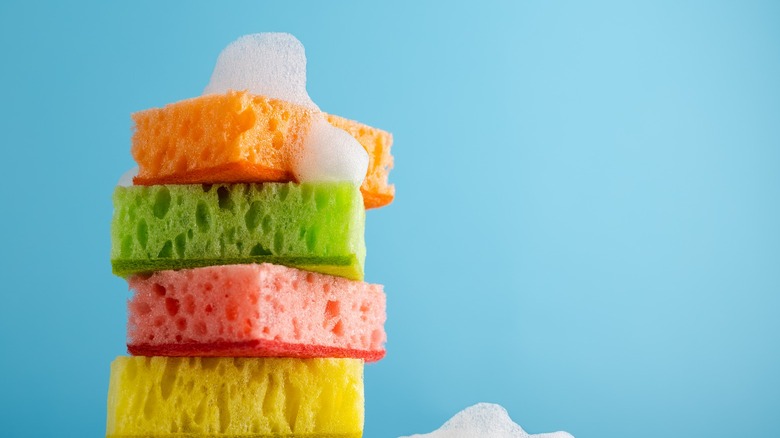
[106,33,394,437]
[204,33,316,109]
[401,403,574,438]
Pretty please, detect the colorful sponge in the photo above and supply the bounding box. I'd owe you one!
[131,91,394,209]
[127,263,387,362]
[111,182,366,280]
[106,356,364,437]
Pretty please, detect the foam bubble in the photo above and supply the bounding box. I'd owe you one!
[204,33,316,109]
[117,166,138,187]
[204,33,368,184]
[293,117,368,184]
[400,403,574,438]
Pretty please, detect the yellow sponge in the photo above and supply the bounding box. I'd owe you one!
[106,356,364,438]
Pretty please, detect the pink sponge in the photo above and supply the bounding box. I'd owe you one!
[127,263,386,362]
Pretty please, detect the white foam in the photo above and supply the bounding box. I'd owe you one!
[116,166,138,187]
[203,32,368,184]
[204,33,316,109]
[293,116,368,184]
[400,403,574,438]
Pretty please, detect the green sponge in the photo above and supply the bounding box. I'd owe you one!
[111,183,365,280]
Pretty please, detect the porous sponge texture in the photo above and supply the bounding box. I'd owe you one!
[106,356,364,438]
[111,183,365,281]
[127,264,387,362]
[132,91,394,209]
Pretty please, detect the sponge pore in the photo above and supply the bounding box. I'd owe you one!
[131,91,394,209]
[127,263,387,362]
[111,182,365,280]
[106,356,364,438]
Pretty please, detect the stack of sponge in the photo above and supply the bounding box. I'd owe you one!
[107,33,393,438]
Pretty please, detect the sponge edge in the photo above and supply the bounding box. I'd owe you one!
[106,357,364,437]
[127,263,387,362]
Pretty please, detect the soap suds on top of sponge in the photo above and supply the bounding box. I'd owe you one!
[204,33,316,109]
[400,403,574,438]
[203,33,368,185]
[294,116,369,184]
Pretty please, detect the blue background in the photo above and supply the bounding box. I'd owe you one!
[1,1,778,437]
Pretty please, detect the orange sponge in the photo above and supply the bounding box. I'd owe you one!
[132,91,394,209]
